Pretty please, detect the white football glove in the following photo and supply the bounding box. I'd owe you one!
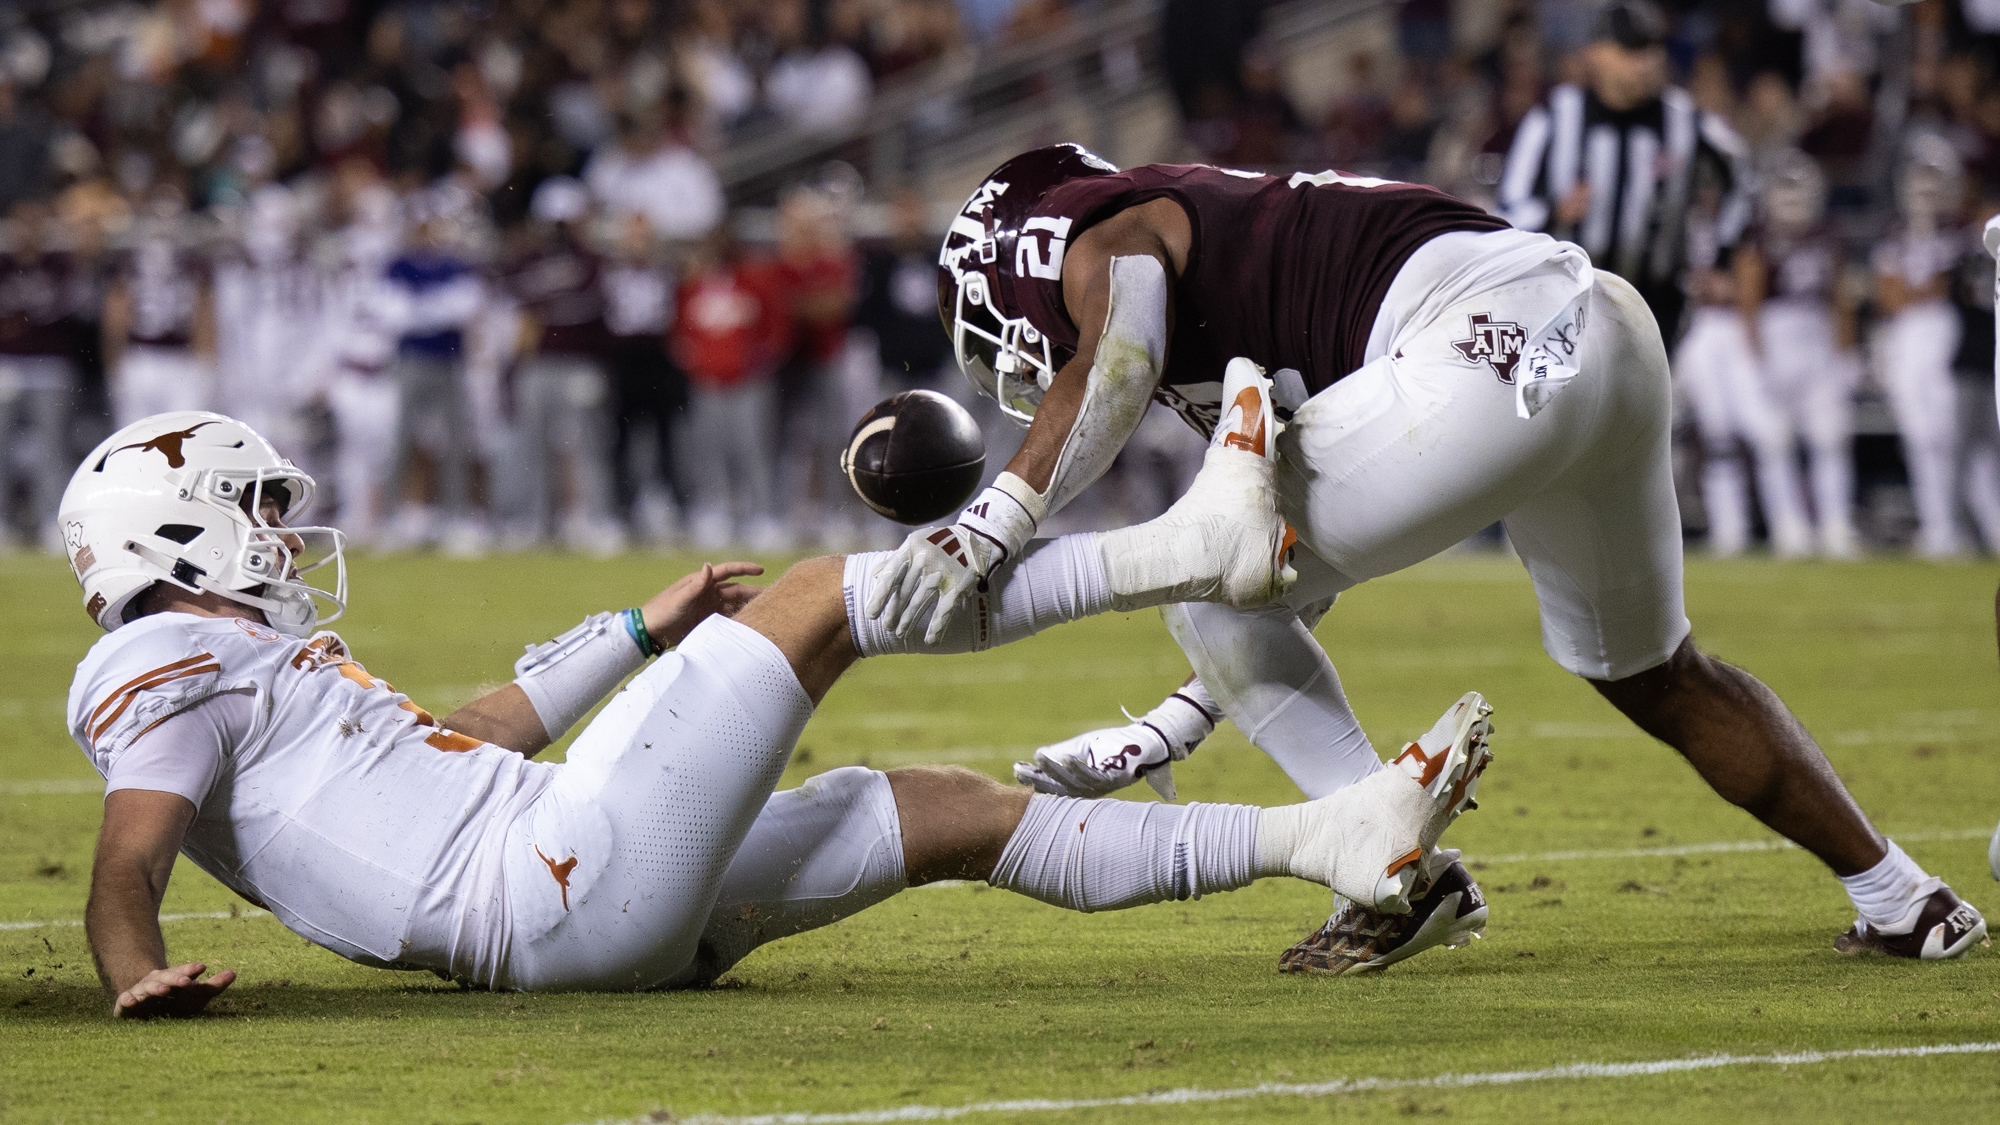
[1014,685,1219,801]
[869,473,1044,644]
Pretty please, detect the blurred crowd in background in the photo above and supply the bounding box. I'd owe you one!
[3,0,2000,559]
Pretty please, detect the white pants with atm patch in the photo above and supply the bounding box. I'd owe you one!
[1272,267,1690,681]
[485,617,904,991]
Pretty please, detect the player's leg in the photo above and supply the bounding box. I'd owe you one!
[1511,278,1984,958]
[495,591,826,991]
[1161,577,1381,801]
[1802,343,1863,558]
[1881,305,1965,558]
[669,744,1492,986]
[1720,316,1812,557]
[1676,311,1754,557]
[1952,375,2000,553]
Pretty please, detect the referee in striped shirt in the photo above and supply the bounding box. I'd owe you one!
[1496,0,1752,341]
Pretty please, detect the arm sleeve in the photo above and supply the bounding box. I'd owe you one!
[1040,254,1172,515]
[103,689,252,810]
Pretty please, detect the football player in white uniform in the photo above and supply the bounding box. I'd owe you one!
[68,406,1494,1017]
[1752,151,1863,558]
[1674,179,1813,558]
[102,186,214,427]
[1874,135,1970,558]
[874,144,1987,973]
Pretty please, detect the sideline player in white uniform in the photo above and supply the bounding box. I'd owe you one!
[321,183,407,543]
[1874,136,1968,558]
[212,185,332,462]
[877,145,1986,973]
[66,407,1493,1016]
[102,187,214,427]
[1674,184,1813,558]
[1752,151,1863,558]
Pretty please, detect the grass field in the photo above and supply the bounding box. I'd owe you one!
[3,548,1998,1123]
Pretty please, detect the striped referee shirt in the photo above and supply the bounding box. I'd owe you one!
[1497,83,1752,293]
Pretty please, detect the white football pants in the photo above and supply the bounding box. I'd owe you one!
[1758,302,1861,556]
[326,369,401,542]
[486,616,830,990]
[1675,306,1812,557]
[1161,270,1694,801]
[1954,376,2000,554]
[491,354,616,541]
[112,345,211,427]
[1877,301,1965,557]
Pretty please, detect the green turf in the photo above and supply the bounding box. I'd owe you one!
[2,549,1998,1123]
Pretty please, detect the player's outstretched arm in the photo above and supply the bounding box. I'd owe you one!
[869,200,1190,642]
[87,789,236,1019]
[452,562,768,756]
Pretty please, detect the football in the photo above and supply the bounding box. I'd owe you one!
[840,389,987,524]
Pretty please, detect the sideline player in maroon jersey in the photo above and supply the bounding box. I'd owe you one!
[866,144,1987,971]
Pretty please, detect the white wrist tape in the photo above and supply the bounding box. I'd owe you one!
[956,471,1044,572]
[512,610,649,741]
[1141,686,1219,762]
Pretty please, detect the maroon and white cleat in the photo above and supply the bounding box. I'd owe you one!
[1279,849,1488,976]
[1833,884,1988,960]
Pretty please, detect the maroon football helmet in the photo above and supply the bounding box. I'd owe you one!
[937,143,1118,424]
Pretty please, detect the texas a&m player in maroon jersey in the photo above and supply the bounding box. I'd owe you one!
[864,144,1986,972]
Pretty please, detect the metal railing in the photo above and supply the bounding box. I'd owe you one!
[715,0,1396,203]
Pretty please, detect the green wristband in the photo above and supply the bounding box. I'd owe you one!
[623,607,662,657]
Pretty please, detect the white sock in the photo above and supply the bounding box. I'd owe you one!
[1166,600,1381,800]
[1093,445,1275,611]
[843,535,1113,656]
[1840,841,1941,933]
[988,794,1261,912]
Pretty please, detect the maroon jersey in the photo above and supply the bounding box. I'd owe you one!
[505,237,609,356]
[1005,164,1505,431]
[122,237,207,347]
[0,251,91,357]
[1756,225,1841,306]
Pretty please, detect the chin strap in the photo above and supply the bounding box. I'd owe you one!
[122,539,318,637]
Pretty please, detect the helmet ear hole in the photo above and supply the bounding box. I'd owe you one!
[154,523,203,544]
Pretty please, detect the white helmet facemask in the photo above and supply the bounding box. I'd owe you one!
[60,412,347,636]
[945,264,1059,426]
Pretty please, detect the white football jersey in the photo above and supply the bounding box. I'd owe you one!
[67,613,552,969]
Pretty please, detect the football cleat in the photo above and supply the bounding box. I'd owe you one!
[1285,692,1495,913]
[1100,357,1297,611]
[1833,884,1988,960]
[1391,691,1495,823]
[1279,849,1487,975]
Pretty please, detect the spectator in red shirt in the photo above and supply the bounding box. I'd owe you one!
[670,225,789,550]
[770,184,860,546]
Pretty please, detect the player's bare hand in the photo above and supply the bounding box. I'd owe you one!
[642,562,766,648]
[113,962,235,1020]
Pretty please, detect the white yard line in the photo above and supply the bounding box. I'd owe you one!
[0,909,268,932]
[1,779,101,795]
[1474,826,1994,865]
[610,1042,2000,1125]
